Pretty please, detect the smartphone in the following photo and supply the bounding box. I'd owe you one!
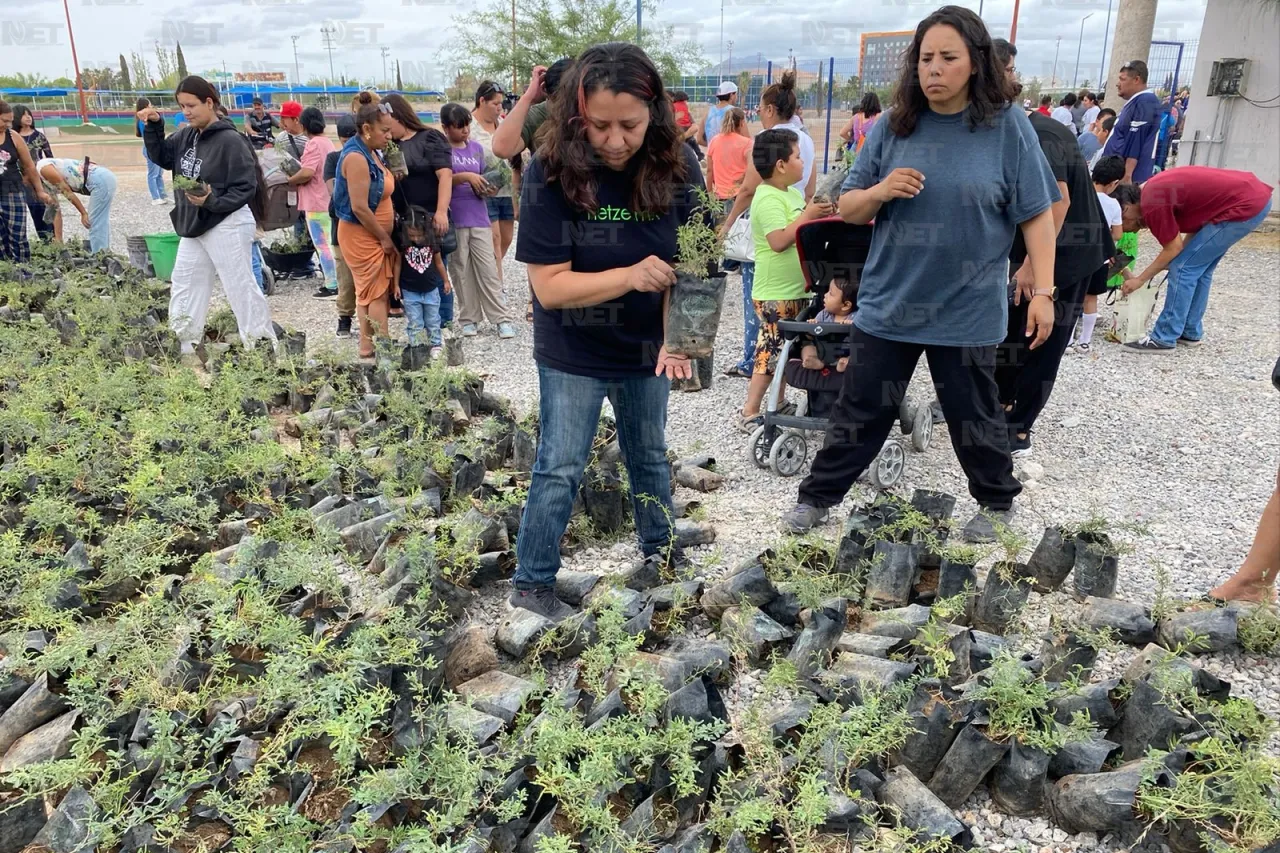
[1106,252,1135,279]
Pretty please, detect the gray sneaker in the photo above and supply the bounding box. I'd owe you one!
[782,503,829,533]
[509,586,575,622]
[961,507,1016,543]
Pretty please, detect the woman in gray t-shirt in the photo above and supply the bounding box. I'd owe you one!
[782,5,1060,540]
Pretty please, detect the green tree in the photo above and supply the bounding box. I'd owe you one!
[130,51,151,90]
[118,54,133,91]
[176,42,188,79]
[446,0,702,87]
[396,60,403,91]
[154,41,178,88]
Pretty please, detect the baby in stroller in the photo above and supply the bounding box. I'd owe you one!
[788,276,857,420]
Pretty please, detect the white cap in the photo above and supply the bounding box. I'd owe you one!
[716,81,738,97]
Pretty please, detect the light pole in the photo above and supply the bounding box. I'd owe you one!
[511,0,518,92]
[728,40,734,84]
[291,35,301,86]
[60,0,89,124]
[636,0,642,44]
[381,46,390,91]
[1073,12,1093,88]
[1099,0,1114,93]
[1051,36,1061,88]
[320,25,337,85]
[719,0,725,82]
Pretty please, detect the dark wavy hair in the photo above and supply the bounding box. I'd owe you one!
[858,91,882,118]
[12,105,35,131]
[384,93,429,132]
[887,5,1011,137]
[541,42,686,215]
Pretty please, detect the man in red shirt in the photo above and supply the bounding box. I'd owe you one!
[1115,166,1274,352]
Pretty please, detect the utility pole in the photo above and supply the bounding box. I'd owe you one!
[320,25,337,85]
[1051,36,1061,87]
[727,40,734,84]
[719,0,725,82]
[788,48,794,73]
[291,35,301,86]
[511,0,518,93]
[1011,0,1022,43]
[1073,12,1094,88]
[380,47,390,90]
[61,0,89,124]
[636,0,642,45]
[1099,0,1114,93]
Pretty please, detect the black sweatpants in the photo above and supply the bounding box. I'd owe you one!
[798,325,1022,511]
[995,267,1101,437]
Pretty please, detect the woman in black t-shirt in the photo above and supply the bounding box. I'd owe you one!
[510,42,704,621]
[383,93,456,326]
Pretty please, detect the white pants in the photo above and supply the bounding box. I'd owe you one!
[169,206,277,353]
[452,225,510,326]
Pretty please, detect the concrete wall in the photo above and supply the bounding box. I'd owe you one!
[1180,0,1280,204]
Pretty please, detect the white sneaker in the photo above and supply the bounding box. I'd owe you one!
[429,346,443,360]
[152,198,168,206]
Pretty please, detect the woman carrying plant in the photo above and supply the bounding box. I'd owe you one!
[781,6,1060,543]
[0,101,53,263]
[334,102,399,359]
[470,82,520,326]
[441,103,512,338]
[717,71,816,380]
[737,129,835,432]
[13,106,55,239]
[286,107,338,297]
[509,42,701,621]
[34,157,118,253]
[139,78,276,358]
[134,98,168,205]
[383,93,455,329]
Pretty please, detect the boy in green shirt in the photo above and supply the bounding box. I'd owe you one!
[738,128,834,431]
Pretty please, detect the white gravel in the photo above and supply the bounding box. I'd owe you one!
[87,185,1280,853]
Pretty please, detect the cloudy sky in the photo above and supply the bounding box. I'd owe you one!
[6,0,1208,92]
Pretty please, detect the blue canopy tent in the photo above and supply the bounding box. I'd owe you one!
[0,88,71,97]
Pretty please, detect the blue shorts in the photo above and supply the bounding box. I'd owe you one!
[486,196,515,222]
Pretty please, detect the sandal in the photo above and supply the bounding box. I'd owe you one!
[525,301,534,322]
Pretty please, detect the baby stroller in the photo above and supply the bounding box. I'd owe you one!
[747,218,934,485]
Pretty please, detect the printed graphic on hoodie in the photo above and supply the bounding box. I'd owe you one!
[179,145,202,181]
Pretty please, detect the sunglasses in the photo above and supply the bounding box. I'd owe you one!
[378,103,393,115]
[478,83,505,99]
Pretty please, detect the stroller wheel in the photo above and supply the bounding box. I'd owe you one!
[748,424,773,470]
[911,410,933,452]
[769,432,808,477]
[870,442,905,489]
[261,267,276,296]
[899,397,915,434]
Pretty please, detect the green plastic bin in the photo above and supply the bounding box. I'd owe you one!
[142,233,181,282]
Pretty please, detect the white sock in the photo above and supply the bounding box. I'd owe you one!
[1078,312,1098,345]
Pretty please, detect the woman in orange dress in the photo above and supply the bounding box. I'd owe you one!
[334,102,398,357]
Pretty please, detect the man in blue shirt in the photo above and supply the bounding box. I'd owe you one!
[698,81,737,147]
[1101,59,1161,184]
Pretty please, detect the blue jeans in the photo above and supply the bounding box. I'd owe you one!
[251,241,265,292]
[86,167,117,254]
[440,252,455,325]
[514,365,674,588]
[1150,199,1272,345]
[402,288,442,346]
[734,262,760,373]
[143,146,166,200]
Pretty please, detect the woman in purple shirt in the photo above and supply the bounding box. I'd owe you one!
[441,103,513,337]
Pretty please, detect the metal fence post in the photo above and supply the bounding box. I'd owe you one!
[823,57,836,173]
[766,61,772,86]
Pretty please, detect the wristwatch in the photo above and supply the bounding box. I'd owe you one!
[1033,287,1057,301]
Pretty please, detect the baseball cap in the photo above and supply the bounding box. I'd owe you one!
[716,81,738,97]
[280,101,303,119]
[336,114,357,139]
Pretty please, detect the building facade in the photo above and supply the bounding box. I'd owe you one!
[859,31,913,88]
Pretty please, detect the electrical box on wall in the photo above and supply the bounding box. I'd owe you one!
[1207,58,1250,97]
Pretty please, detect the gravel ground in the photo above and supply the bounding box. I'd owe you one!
[80,186,1280,853]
